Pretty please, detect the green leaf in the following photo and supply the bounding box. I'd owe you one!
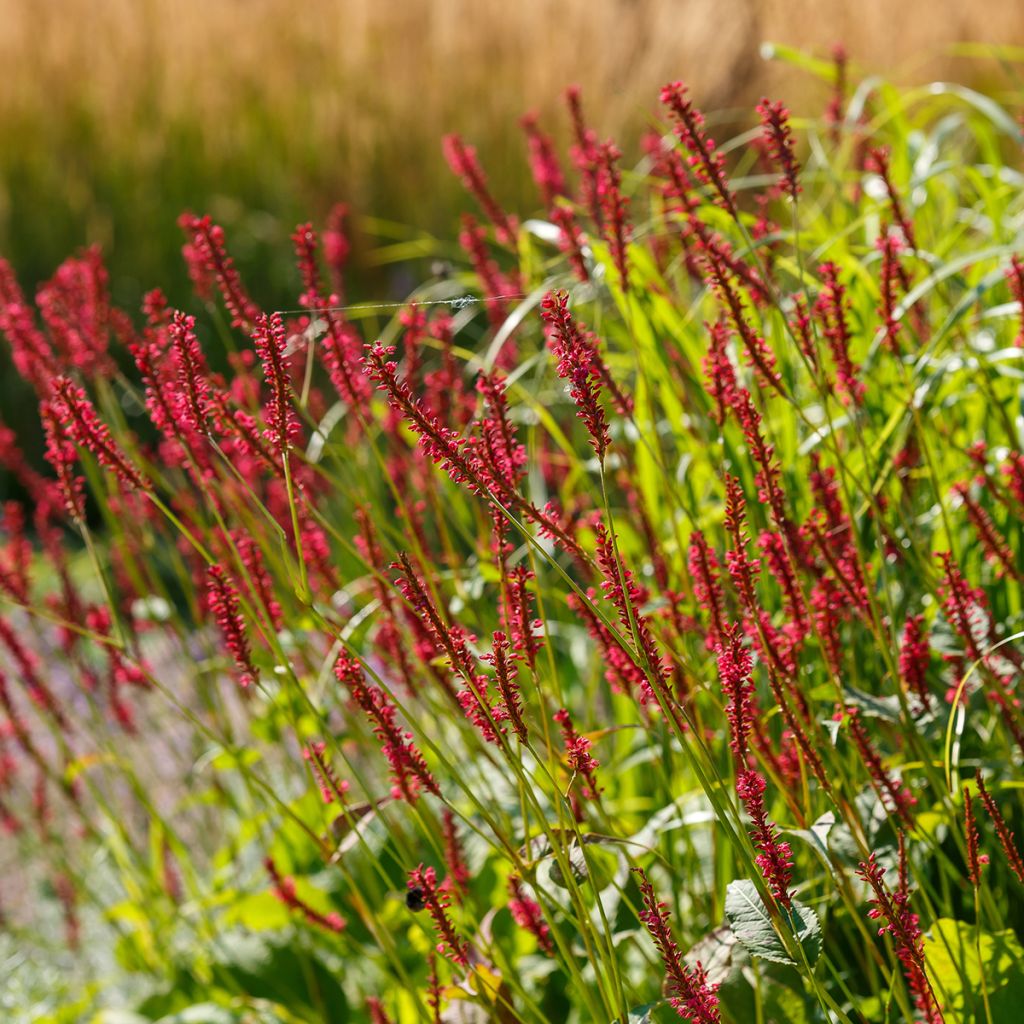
[924,918,1024,1022]
[611,1002,660,1024]
[724,881,821,967]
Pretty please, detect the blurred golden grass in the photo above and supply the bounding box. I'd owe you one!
[1,0,1024,302]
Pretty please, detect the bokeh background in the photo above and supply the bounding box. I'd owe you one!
[3,0,1024,316]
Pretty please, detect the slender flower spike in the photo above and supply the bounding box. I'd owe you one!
[963,787,988,886]
[975,771,1024,883]
[856,852,941,1022]
[264,856,345,933]
[661,81,737,218]
[252,312,299,454]
[756,98,801,201]
[50,378,150,492]
[442,134,517,247]
[408,864,469,966]
[632,867,721,1023]
[508,875,553,953]
[553,707,600,798]
[541,291,611,460]
[715,624,756,768]
[735,769,795,909]
[1006,255,1024,347]
[207,565,259,688]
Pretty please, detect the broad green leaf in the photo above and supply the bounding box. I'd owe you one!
[724,880,821,967]
[924,918,1024,1022]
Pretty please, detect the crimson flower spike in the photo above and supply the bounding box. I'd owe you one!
[443,134,517,247]
[508,874,553,953]
[168,311,212,433]
[845,707,916,827]
[553,707,600,798]
[756,98,801,202]
[565,84,603,228]
[963,786,988,886]
[440,809,471,901]
[975,771,1024,883]
[335,651,440,802]
[520,112,566,207]
[178,213,263,331]
[1006,255,1024,348]
[715,624,756,768]
[867,148,917,249]
[632,867,721,1023]
[660,81,737,219]
[815,262,865,405]
[264,856,346,933]
[323,203,351,300]
[365,998,396,1024]
[736,768,795,909]
[688,531,727,650]
[856,851,941,1023]
[482,631,527,742]
[408,864,469,966]
[540,291,611,459]
[824,44,848,142]
[876,228,905,354]
[898,614,933,711]
[252,313,299,455]
[206,565,259,688]
[50,377,149,493]
[595,140,631,290]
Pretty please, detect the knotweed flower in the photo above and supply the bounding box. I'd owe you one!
[963,786,988,886]
[520,112,566,207]
[553,707,600,798]
[408,864,469,966]
[252,313,299,454]
[715,624,756,768]
[756,98,801,201]
[206,565,258,688]
[735,769,794,909]
[264,856,345,933]
[975,771,1024,883]
[50,378,149,493]
[335,652,439,802]
[867,149,917,250]
[845,707,916,827]
[443,134,517,247]
[815,262,865,405]
[856,851,941,1022]
[303,741,348,805]
[508,874,553,953]
[898,614,932,711]
[633,867,720,1022]
[688,531,726,650]
[440,809,471,901]
[660,81,737,219]
[178,213,262,330]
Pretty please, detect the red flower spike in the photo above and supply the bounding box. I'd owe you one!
[443,134,518,247]
[815,262,865,405]
[633,867,721,1022]
[963,787,988,886]
[975,771,1024,883]
[856,851,941,1023]
[756,98,801,201]
[508,874,553,953]
[50,378,150,493]
[553,707,600,798]
[660,81,737,219]
[206,565,259,688]
[264,856,345,933]
[520,112,567,207]
[715,625,756,768]
[335,652,439,802]
[408,864,469,966]
[252,312,300,455]
[735,768,795,910]
[178,213,263,331]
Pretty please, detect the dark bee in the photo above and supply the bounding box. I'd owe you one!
[405,885,426,912]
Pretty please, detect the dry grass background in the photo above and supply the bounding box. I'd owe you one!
[1,0,1023,306]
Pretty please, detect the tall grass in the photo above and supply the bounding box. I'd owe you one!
[2,52,1024,1022]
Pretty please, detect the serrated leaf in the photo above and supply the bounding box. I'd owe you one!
[724,880,821,967]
